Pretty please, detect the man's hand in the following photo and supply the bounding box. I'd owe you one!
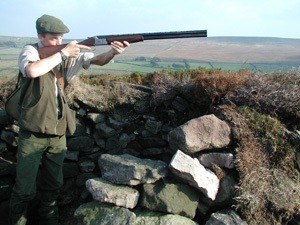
[61,40,91,58]
[110,41,130,55]
[90,41,130,66]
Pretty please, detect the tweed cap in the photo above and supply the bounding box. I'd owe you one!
[36,14,69,34]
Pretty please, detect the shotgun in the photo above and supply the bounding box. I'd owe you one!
[38,30,207,58]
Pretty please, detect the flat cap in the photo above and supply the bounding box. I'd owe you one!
[36,14,69,34]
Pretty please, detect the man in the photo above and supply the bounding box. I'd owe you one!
[9,14,129,225]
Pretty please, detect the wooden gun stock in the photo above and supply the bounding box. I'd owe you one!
[38,30,207,59]
[37,36,144,59]
[38,37,96,59]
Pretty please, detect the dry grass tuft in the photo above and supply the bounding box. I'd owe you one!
[65,76,144,112]
[149,68,250,109]
[0,75,20,108]
[150,71,181,106]
[218,104,300,225]
[239,106,297,175]
[193,69,249,103]
[227,70,300,130]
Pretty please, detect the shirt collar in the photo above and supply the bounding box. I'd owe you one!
[37,41,44,48]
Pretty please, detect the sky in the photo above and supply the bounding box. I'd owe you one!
[1,0,300,39]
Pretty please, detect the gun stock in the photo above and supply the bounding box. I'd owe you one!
[38,30,207,59]
[38,37,97,59]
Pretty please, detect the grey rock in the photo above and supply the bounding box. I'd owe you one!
[73,120,87,137]
[86,112,106,124]
[134,98,151,114]
[96,122,121,138]
[172,96,190,112]
[169,114,231,154]
[135,209,199,225]
[197,153,235,169]
[214,173,237,206]
[65,150,79,161]
[76,173,98,188]
[205,210,248,225]
[79,160,95,173]
[0,141,7,155]
[86,178,139,209]
[67,136,95,152]
[145,119,163,134]
[107,116,127,130]
[1,130,17,147]
[93,132,106,148]
[140,180,199,219]
[76,108,86,117]
[99,153,168,185]
[74,201,136,225]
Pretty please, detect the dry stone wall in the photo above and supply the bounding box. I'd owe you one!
[0,88,248,225]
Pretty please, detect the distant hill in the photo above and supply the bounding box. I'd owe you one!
[1,35,300,63]
[1,35,300,48]
[1,35,299,75]
[207,36,300,45]
[0,36,39,48]
[118,36,300,64]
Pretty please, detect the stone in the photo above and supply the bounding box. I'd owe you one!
[169,150,220,200]
[74,201,136,225]
[205,210,247,225]
[197,153,235,169]
[96,122,121,138]
[99,153,168,185]
[140,180,199,219]
[169,114,231,154]
[1,130,17,147]
[79,160,95,173]
[86,178,139,209]
[86,112,106,124]
[135,209,199,225]
[67,136,95,152]
[145,119,163,134]
[65,150,79,161]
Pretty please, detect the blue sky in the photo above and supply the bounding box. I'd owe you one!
[1,0,299,39]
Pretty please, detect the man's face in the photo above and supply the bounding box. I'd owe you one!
[39,33,63,46]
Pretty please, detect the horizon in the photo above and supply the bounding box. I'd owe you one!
[1,35,300,41]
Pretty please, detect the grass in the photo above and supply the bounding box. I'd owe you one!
[239,106,297,174]
[64,76,145,112]
[0,44,299,78]
[226,70,300,130]
[88,59,298,74]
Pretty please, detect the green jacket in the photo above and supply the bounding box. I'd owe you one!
[18,70,74,136]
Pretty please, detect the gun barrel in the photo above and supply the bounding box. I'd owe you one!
[95,29,207,43]
[142,30,207,40]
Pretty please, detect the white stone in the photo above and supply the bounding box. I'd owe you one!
[169,150,220,200]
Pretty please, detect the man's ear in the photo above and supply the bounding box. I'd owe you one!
[38,33,45,41]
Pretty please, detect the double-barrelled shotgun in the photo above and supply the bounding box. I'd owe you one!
[38,29,207,58]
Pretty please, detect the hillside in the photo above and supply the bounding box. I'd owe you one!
[122,36,300,62]
[0,36,300,75]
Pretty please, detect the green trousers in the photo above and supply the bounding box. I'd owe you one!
[9,130,66,225]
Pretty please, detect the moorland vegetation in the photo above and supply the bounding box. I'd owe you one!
[0,65,299,224]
